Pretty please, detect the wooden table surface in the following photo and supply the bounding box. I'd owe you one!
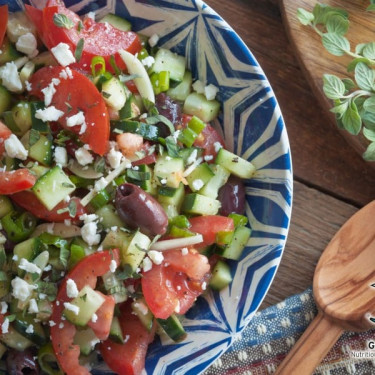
[204,0,375,308]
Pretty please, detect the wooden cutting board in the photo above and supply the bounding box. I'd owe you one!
[280,0,375,159]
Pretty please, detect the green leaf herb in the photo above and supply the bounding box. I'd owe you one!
[75,38,84,62]
[53,13,75,29]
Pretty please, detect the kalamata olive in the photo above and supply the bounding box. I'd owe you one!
[218,176,246,216]
[6,348,40,375]
[115,183,168,237]
[155,93,182,137]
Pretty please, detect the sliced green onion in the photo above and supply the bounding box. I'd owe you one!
[1,211,37,243]
[137,47,149,61]
[228,213,248,227]
[168,215,190,229]
[150,72,161,95]
[109,54,121,76]
[178,127,198,148]
[158,70,170,92]
[68,244,85,270]
[91,56,106,77]
[169,226,195,238]
[38,343,64,375]
[187,115,206,134]
[90,189,110,210]
[216,230,234,245]
[69,175,94,188]
[114,174,127,186]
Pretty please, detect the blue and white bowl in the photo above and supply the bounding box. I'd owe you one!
[6,0,293,373]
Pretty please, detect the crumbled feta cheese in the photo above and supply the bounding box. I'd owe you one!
[35,106,64,122]
[18,258,42,275]
[54,146,68,167]
[204,155,214,161]
[41,82,56,107]
[94,177,107,192]
[49,320,56,327]
[26,324,34,334]
[160,178,167,185]
[75,147,94,166]
[148,34,159,47]
[44,264,52,272]
[51,43,76,67]
[142,55,155,69]
[59,322,64,329]
[192,179,204,191]
[28,299,39,314]
[87,11,95,20]
[39,293,47,300]
[109,259,117,273]
[192,80,205,94]
[91,313,98,323]
[11,277,36,301]
[0,302,8,314]
[66,111,87,134]
[79,213,98,224]
[214,141,223,153]
[66,279,79,298]
[181,247,188,256]
[0,62,22,92]
[142,257,153,272]
[107,148,123,169]
[204,84,219,100]
[4,134,28,160]
[25,80,32,91]
[201,281,207,290]
[16,32,38,57]
[187,149,198,165]
[174,300,180,314]
[1,318,9,334]
[133,301,148,315]
[81,222,101,246]
[63,302,80,315]
[148,250,164,265]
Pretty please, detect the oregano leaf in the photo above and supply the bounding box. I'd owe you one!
[363,127,375,142]
[322,74,346,99]
[326,15,349,35]
[342,78,355,92]
[347,57,373,72]
[363,96,375,113]
[341,101,362,135]
[355,43,367,55]
[297,8,314,25]
[354,62,375,91]
[363,141,375,161]
[322,33,350,56]
[329,101,348,117]
[362,42,375,60]
[53,13,74,29]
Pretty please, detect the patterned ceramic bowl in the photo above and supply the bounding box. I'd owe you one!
[6,0,293,373]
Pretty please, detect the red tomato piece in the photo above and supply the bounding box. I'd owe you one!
[0,5,8,46]
[141,249,210,319]
[40,2,142,73]
[188,215,234,248]
[87,293,115,340]
[117,132,143,158]
[50,250,120,375]
[0,170,36,195]
[24,5,45,44]
[100,301,155,375]
[29,66,110,155]
[10,191,86,223]
[0,121,12,156]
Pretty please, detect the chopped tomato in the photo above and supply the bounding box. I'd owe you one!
[132,142,157,166]
[38,1,142,73]
[117,132,144,158]
[125,80,139,94]
[10,191,86,223]
[188,215,234,248]
[0,121,12,156]
[100,301,155,375]
[24,5,45,43]
[0,5,8,46]
[29,66,110,155]
[141,249,210,319]
[87,293,115,340]
[0,170,36,195]
[50,250,120,375]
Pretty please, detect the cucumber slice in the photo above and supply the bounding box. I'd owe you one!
[32,166,76,210]
[185,163,214,192]
[63,285,105,327]
[19,61,35,85]
[121,230,150,272]
[95,204,124,230]
[73,327,99,356]
[101,77,129,111]
[157,183,185,214]
[11,101,32,136]
[109,316,124,343]
[154,155,184,188]
[0,85,11,114]
[209,260,232,290]
[157,314,186,342]
[0,37,22,65]
[13,313,47,346]
[0,196,13,219]
[198,164,230,199]
[216,226,251,260]
[182,193,221,215]
[13,237,44,267]
[183,92,220,122]
[28,133,53,166]
[29,164,50,178]
[131,298,153,332]
[101,229,132,252]
[215,148,256,179]
[99,13,132,31]
[0,324,33,351]
[118,94,140,120]
[151,48,186,82]
[167,70,192,101]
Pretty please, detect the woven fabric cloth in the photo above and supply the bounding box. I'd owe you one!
[204,287,375,375]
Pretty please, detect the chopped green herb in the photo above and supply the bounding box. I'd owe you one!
[53,13,75,29]
[75,38,84,62]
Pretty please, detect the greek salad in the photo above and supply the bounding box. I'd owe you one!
[0,1,256,374]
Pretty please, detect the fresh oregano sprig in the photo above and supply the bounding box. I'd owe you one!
[297,3,375,161]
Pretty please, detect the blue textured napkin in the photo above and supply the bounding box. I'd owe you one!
[204,287,375,375]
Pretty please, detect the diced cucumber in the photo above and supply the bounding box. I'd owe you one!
[178,147,203,165]
[182,193,221,215]
[126,164,155,195]
[131,298,153,332]
[19,61,35,85]
[36,299,53,322]
[215,148,256,179]
[157,182,185,210]
[0,37,21,65]
[0,85,11,114]
[32,166,76,210]
[183,92,220,122]
[2,111,20,134]
[209,260,232,290]
[118,94,140,120]
[7,11,37,43]
[0,324,33,351]
[63,285,105,327]
[13,313,47,346]
[29,164,50,178]
[167,70,192,101]
[28,133,53,166]
[0,196,13,219]
[96,204,124,230]
[13,237,44,267]
[102,271,127,304]
[109,316,124,343]
[121,230,150,272]
[101,77,129,111]
[101,229,132,252]
[185,163,214,192]
[198,164,230,199]
[216,226,251,260]
[11,101,32,136]
[73,327,99,356]
[154,155,184,188]
[112,120,160,141]
[99,13,132,31]
[157,314,186,342]
[0,271,10,299]
[32,51,58,69]
[151,48,186,82]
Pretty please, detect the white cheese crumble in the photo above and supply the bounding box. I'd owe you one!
[192,179,204,191]
[25,80,32,91]
[16,32,38,57]
[94,177,107,192]
[148,34,159,47]
[192,80,205,94]
[4,134,28,160]
[186,149,198,165]
[54,146,68,167]
[87,11,95,20]
[204,155,214,161]
[79,213,98,224]
[214,141,223,153]
[18,258,42,275]
[133,301,148,315]
[148,250,164,265]
[142,257,153,272]
[109,259,117,273]
[63,302,80,315]
[91,313,98,323]
[0,301,8,314]
[66,279,79,298]
[107,147,123,169]
[49,320,56,327]
[41,82,56,107]
[11,277,36,301]
[1,318,9,334]
[28,299,39,314]
[0,62,22,92]
[51,43,76,67]
[35,106,64,122]
[141,55,155,69]
[204,84,219,101]
[75,147,94,166]
[66,111,87,134]
[25,324,34,334]
[81,222,101,246]
[181,247,188,256]
[201,281,207,290]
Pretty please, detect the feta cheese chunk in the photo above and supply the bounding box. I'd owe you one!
[204,84,219,101]
[4,134,28,160]
[148,34,159,47]
[109,260,117,273]
[63,302,80,315]
[35,106,64,122]
[16,32,38,57]
[107,147,123,169]
[142,257,153,272]
[0,62,22,92]
[66,279,79,298]
[51,43,76,67]
[28,298,39,314]
[18,258,42,275]
[192,80,205,94]
[75,147,94,166]
[54,146,68,167]
[11,277,36,301]
[81,222,100,246]
[148,250,164,265]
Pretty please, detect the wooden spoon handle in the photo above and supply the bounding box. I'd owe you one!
[275,311,343,375]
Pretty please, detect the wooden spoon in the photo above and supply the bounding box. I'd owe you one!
[275,201,375,375]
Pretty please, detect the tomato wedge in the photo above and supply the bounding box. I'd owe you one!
[0,5,8,46]
[10,191,86,223]
[0,121,12,156]
[100,301,155,375]
[141,249,210,319]
[50,250,120,375]
[25,5,45,43]
[29,66,110,155]
[188,215,235,248]
[0,170,36,195]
